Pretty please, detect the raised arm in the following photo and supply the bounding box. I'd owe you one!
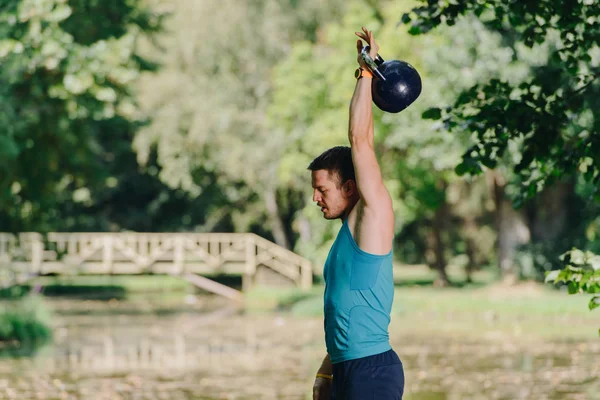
[349,28,391,210]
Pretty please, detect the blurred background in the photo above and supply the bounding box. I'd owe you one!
[0,0,599,399]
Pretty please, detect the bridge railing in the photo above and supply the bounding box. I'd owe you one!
[0,232,312,290]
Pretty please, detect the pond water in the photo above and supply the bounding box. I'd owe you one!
[0,296,598,400]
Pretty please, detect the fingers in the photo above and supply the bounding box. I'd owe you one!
[356,39,363,53]
[365,27,379,50]
[355,27,378,48]
[355,31,368,42]
[363,26,373,46]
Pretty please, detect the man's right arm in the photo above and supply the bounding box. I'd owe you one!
[313,354,333,400]
[317,353,333,375]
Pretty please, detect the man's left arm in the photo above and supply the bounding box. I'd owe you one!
[348,28,391,211]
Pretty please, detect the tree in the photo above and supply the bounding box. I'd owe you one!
[403,0,600,323]
[0,0,163,232]
[133,0,345,247]
[405,0,599,203]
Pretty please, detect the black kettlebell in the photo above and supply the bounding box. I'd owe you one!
[360,46,422,113]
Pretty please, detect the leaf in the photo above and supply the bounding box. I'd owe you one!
[567,281,579,294]
[570,249,587,265]
[588,282,600,294]
[422,107,442,120]
[455,161,469,176]
[589,296,600,311]
[545,270,559,283]
[580,271,592,288]
[408,25,423,35]
[584,168,595,182]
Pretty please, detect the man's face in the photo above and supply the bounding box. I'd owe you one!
[311,169,349,220]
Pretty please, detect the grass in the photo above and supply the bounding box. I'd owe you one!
[392,284,599,339]
[392,263,500,286]
[246,264,600,340]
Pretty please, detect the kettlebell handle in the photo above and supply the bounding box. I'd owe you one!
[360,46,386,81]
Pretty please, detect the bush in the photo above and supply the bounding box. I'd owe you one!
[0,294,53,351]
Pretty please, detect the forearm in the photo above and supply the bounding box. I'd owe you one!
[348,76,374,146]
[317,353,333,375]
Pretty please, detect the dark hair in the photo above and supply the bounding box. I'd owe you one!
[307,146,355,186]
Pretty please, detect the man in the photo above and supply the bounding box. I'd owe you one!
[310,27,404,400]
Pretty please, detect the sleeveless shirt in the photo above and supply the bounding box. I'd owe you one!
[323,218,394,364]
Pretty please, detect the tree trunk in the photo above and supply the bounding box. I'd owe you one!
[431,203,451,286]
[264,187,290,249]
[296,213,312,244]
[425,180,451,286]
[490,172,530,283]
[463,215,478,284]
[279,188,305,252]
[527,180,574,242]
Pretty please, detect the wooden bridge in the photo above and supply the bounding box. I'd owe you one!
[0,232,313,300]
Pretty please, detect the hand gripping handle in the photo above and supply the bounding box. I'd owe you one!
[360,46,386,81]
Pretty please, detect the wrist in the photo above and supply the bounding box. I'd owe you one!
[316,373,333,380]
[355,67,373,79]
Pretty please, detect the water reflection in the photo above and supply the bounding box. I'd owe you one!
[0,297,598,399]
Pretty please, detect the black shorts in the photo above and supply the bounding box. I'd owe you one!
[331,349,405,400]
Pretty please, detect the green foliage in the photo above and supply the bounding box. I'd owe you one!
[133,0,346,247]
[0,294,52,350]
[1,0,597,298]
[405,0,600,331]
[405,0,600,204]
[545,249,600,334]
[546,250,600,297]
[0,0,166,231]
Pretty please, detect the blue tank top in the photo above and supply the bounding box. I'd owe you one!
[323,218,394,364]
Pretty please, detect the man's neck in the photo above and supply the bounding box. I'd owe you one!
[340,198,360,221]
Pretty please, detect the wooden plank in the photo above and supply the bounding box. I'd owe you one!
[170,272,243,301]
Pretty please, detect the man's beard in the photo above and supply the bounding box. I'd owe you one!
[325,208,344,220]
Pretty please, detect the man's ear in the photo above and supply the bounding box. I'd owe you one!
[342,180,356,197]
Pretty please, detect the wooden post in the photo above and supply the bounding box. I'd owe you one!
[301,260,312,290]
[31,234,43,274]
[103,236,113,273]
[67,235,77,256]
[20,233,44,274]
[0,233,14,257]
[174,236,184,274]
[243,235,256,292]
